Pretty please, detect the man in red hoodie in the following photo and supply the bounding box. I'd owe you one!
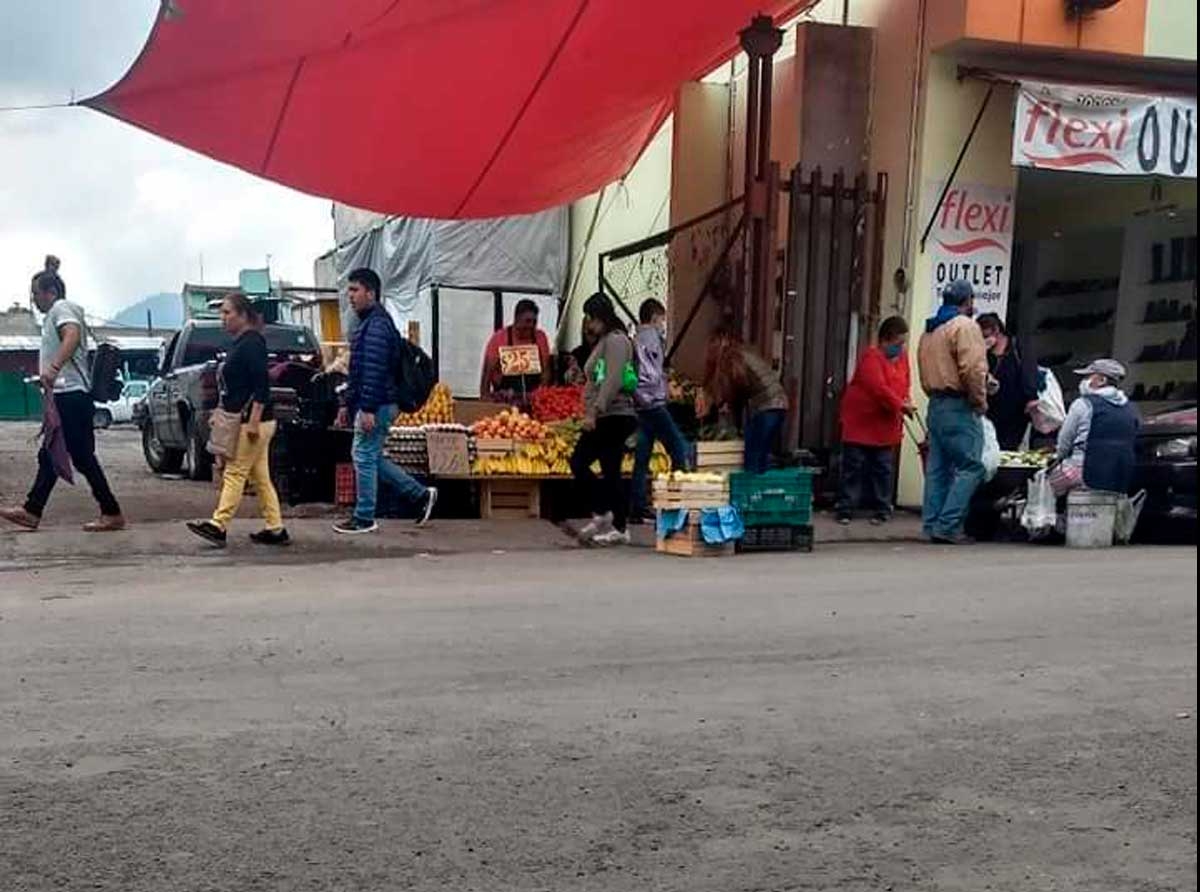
[837,316,914,525]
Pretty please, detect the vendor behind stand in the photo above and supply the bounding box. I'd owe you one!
[977,313,1039,450]
[1051,359,1139,497]
[480,299,552,403]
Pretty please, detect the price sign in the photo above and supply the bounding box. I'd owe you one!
[498,344,542,377]
[425,430,471,476]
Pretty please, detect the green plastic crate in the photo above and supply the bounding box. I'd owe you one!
[729,468,816,527]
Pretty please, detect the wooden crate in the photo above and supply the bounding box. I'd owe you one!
[480,477,541,519]
[652,480,730,510]
[475,438,516,458]
[655,510,736,558]
[695,440,744,473]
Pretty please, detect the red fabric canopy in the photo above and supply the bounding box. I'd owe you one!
[86,0,805,219]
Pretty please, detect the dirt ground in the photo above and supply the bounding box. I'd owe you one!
[0,542,1194,891]
[0,421,274,526]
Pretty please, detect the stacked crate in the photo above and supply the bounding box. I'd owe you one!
[652,475,735,558]
[693,440,744,474]
[729,468,817,553]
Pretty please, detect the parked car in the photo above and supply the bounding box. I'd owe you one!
[1133,403,1196,541]
[93,379,150,429]
[134,321,345,495]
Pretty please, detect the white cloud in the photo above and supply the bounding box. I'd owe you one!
[0,0,333,317]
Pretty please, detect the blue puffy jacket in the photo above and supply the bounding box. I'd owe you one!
[346,303,397,415]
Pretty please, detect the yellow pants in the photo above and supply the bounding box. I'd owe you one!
[211,420,283,531]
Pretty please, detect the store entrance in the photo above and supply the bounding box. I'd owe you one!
[1008,170,1197,415]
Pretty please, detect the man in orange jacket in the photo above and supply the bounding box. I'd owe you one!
[837,316,914,525]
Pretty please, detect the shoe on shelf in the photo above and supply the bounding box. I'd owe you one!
[250,528,290,546]
[186,520,227,547]
[333,517,378,535]
[84,514,126,533]
[0,506,40,531]
[579,512,614,540]
[592,528,631,547]
[416,487,438,527]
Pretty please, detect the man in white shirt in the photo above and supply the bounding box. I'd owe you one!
[0,257,125,532]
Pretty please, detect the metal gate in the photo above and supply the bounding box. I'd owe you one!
[782,167,888,456]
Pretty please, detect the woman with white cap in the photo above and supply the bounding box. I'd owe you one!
[1051,359,1140,496]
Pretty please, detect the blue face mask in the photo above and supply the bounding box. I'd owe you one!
[883,343,903,360]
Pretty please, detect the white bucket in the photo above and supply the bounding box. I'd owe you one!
[1066,489,1120,548]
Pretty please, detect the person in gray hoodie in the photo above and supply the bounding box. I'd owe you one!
[1052,358,1139,496]
[571,292,638,545]
[629,299,693,522]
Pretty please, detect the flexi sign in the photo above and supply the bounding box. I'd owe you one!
[927,182,1015,319]
[1014,80,1197,179]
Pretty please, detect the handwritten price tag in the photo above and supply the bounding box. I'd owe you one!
[498,344,542,377]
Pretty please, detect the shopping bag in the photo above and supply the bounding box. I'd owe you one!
[1020,468,1057,538]
[980,417,1000,482]
[1114,490,1146,544]
[1030,367,1066,434]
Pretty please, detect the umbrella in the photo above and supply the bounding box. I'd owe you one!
[83,0,811,219]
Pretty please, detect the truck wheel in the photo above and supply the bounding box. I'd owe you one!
[186,424,213,482]
[143,424,183,474]
[93,408,113,430]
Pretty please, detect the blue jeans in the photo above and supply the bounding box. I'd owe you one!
[744,409,785,474]
[631,405,693,515]
[922,396,985,539]
[352,404,427,523]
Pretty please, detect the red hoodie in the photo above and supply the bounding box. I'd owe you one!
[840,345,911,447]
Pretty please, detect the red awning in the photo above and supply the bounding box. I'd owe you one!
[85,1,806,219]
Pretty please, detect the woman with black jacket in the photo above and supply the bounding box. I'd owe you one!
[978,313,1040,451]
[187,294,288,547]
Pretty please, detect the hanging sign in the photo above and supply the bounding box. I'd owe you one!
[1013,81,1197,179]
[927,182,1015,319]
[497,344,542,377]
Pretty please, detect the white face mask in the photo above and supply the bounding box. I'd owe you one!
[1079,377,1104,395]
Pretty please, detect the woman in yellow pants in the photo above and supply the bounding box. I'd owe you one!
[186,294,289,547]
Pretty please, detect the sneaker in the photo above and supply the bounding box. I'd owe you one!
[592,528,631,546]
[83,514,126,533]
[415,487,438,527]
[836,514,852,526]
[0,506,40,531]
[870,514,890,526]
[579,512,614,540]
[333,517,379,535]
[250,528,291,546]
[930,533,974,546]
[186,520,227,547]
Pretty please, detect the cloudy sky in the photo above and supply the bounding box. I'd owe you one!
[0,1,333,318]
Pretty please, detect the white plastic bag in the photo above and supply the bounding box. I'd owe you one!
[1021,468,1057,538]
[1114,490,1147,544]
[980,416,1000,482]
[1031,367,1066,434]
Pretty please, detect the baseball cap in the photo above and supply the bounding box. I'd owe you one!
[941,279,974,306]
[1073,358,1127,381]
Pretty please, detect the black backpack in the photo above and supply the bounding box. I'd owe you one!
[89,342,124,403]
[392,331,436,413]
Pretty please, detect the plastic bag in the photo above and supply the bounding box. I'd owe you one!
[980,417,1000,482]
[1114,490,1146,544]
[1031,367,1066,434]
[1021,468,1057,538]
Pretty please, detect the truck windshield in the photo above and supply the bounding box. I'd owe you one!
[181,327,319,366]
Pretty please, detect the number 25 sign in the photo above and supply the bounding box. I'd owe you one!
[498,345,542,376]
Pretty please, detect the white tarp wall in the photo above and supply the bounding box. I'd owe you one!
[332,206,568,396]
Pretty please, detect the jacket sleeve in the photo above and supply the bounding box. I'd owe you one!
[954,322,990,412]
[1017,339,1040,403]
[1056,398,1090,460]
[248,339,271,407]
[586,334,627,420]
[855,350,905,414]
[357,316,395,414]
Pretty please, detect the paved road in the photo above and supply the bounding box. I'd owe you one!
[1,544,1195,891]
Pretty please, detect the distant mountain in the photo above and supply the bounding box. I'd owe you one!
[110,293,183,330]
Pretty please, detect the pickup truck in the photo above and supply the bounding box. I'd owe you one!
[135,321,341,492]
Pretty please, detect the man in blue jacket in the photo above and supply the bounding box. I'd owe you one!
[334,268,436,534]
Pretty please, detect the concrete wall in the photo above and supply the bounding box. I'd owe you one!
[562,119,673,352]
[1146,0,1198,60]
